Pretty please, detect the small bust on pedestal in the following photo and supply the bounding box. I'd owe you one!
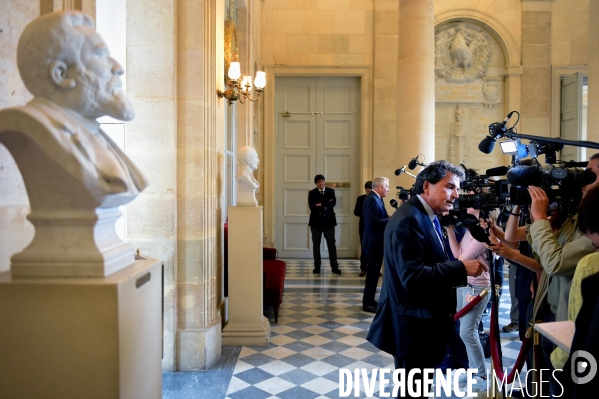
[236,146,260,207]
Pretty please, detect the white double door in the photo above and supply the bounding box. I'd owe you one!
[275,77,360,259]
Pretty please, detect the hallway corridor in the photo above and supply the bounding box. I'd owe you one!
[163,260,523,399]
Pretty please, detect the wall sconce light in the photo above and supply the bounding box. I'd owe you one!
[217,58,266,106]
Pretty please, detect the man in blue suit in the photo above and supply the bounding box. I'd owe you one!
[366,160,487,397]
[361,177,390,312]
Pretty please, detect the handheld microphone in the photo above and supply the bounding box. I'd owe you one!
[390,199,398,209]
[469,225,491,245]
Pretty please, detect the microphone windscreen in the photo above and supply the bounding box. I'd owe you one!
[478,137,495,154]
[390,199,398,209]
[486,166,509,176]
[469,225,490,245]
[408,159,418,170]
[506,165,546,186]
[395,168,403,176]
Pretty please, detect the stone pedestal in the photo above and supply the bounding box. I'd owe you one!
[0,257,162,399]
[222,206,270,346]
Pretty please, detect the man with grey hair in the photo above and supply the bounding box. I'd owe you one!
[367,160,487,397]
[361,176,390,312]
[8,11,147,204]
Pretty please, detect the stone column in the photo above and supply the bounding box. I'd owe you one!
[174,0,222,370]
[588,0,599,144]
[396,0,434,186]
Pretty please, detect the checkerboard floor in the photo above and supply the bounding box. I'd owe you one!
[224,259,526,399]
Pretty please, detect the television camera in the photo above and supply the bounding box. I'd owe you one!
[473,111,599,217]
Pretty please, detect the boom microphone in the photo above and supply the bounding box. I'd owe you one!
[408,158,419,170]
[485,166,510,176]
[478,111,516,154]
[395,166,417,178]
[506,165,549,186]
[478,136,496,154]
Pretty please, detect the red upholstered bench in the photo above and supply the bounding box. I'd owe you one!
[262,248,286,323]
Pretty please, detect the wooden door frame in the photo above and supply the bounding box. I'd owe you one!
[262,66,373,250]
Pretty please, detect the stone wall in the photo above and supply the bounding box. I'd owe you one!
[0,0,38,273]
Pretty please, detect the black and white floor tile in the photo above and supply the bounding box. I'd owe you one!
[221,260,525,399]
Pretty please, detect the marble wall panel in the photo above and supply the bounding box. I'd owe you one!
[374,9,398,35]
[349,35,373,54]
[521,66,551,118]
[0,0,38,272]
[318,35,350,53]
[333,10,366,34]
[350,0,374,10]
[287,34,319,53]
[303,10,336,34]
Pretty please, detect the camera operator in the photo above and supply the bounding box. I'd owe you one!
[503,153,599,396]
[445,207,493,392]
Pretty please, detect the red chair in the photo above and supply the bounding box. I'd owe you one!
[262,248,286,323]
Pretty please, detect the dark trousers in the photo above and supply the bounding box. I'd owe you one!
[359,231,367,271]
[517,297,532,342]
[362,246,383,306]
[392,318,450,398]
[310,226,338,269]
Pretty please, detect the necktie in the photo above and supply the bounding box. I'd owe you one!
[433,217,450,261]
[432,217,443,239]
[320,190,324,195]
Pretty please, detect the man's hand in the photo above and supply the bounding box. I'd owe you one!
[462,259,488,277]
[528,186,549,222]
[315,203,322,207]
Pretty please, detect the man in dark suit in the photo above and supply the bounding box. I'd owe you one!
[366,160,487,397]
[308,174,341,275]
[361,177,390,312]
[354,181,372,276]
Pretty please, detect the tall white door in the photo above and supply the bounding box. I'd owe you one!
[275,77,360,259]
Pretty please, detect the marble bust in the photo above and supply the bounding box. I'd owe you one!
[0,11,149,277]
[236,146,260,207]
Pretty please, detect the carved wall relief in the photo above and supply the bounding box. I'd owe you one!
[435,23,492,83]
[435,22,506,171]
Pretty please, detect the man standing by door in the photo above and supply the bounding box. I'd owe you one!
[308,175,341,275]
[362,177,390,312]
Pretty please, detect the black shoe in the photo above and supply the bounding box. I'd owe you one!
[363,305,377,313]
[313,268,320,274]
[331,268,341,275]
